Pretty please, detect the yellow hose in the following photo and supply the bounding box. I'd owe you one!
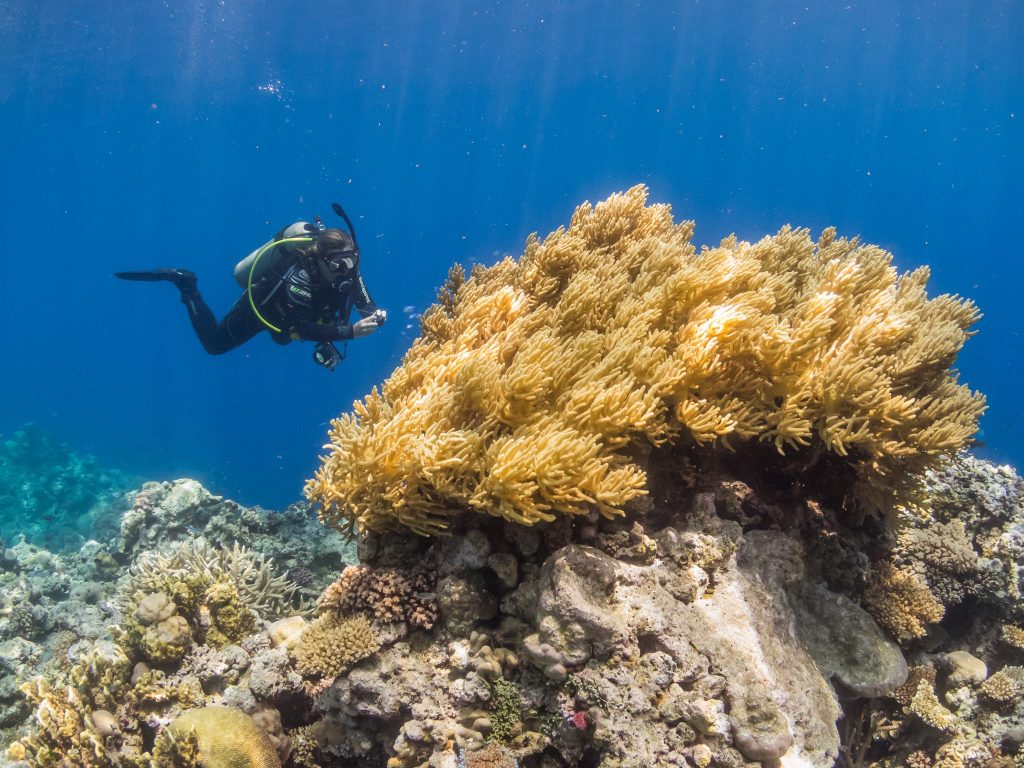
[247,236,313,332]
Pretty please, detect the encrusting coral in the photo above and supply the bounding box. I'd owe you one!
[307,185,984,536]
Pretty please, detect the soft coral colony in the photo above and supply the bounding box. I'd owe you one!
[307,185,984,536]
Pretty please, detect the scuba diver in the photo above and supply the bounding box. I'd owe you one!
[115,203,386,370]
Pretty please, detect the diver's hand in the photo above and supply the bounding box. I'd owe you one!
[351,315,381,338]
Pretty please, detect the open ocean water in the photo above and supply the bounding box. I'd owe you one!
[1,1,1021,512]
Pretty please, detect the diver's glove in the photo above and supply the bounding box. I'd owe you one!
[351,311,385,338]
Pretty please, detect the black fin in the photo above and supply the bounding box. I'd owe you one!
[114,269,197,293]
[114,270,171,282]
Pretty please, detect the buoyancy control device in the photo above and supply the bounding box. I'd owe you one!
[236,203,360,334]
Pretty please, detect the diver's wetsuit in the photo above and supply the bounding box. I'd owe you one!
[181,242,378,355]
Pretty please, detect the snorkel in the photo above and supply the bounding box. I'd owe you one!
[331,202,360,252]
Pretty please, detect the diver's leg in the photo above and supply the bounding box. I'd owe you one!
[183,291,262,355]
[115,269,261,355]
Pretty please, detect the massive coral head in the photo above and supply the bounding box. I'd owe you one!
[307,185,984,535]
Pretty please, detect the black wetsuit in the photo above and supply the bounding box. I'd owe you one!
[181,242,377,355]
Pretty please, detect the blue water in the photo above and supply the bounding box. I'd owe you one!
[1,2,1021,510]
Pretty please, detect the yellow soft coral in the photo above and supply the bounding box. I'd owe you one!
[308,186,984,535]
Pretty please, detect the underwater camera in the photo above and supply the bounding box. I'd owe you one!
[313,341,343,370]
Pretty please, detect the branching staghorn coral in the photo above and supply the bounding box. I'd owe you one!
[119,538,304,620]
[307,186,984,535]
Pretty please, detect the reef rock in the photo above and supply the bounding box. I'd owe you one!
[309,488,906,768]
[528,511,904,766]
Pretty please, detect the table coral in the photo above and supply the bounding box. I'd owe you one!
[307,185,984,536]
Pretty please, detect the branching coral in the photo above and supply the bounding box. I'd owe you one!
[291,613,381,679]
[909,680,959,733]
[980,666,1024,705]
[895,519,980,606]
[317,564,437,629]
[8,680,121,767]
[121,538,303,620]
[1001,624,1024,651]
[863,562,945,641]
[8,644,144,767]
[307,186,984,535]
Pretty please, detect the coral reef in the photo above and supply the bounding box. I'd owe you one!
[0,425,135,551]
[0,478,353,762]
[5,191,1023,768]
[3,452,1023,767]
[301,455,1024,767]
[308,186,983,536]
[309,487,902,766]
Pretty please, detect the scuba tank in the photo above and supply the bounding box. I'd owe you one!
[233,221,311,288]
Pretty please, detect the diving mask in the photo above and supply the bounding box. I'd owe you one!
[321,249,358,276]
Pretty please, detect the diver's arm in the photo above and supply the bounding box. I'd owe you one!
[290,317,379,342]
[290,321,354,342]
[353,274,379,317]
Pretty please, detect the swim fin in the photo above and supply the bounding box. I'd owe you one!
[114,268,197,294]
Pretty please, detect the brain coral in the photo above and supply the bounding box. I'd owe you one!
[166,706,282,768]
[307,186,984,535]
